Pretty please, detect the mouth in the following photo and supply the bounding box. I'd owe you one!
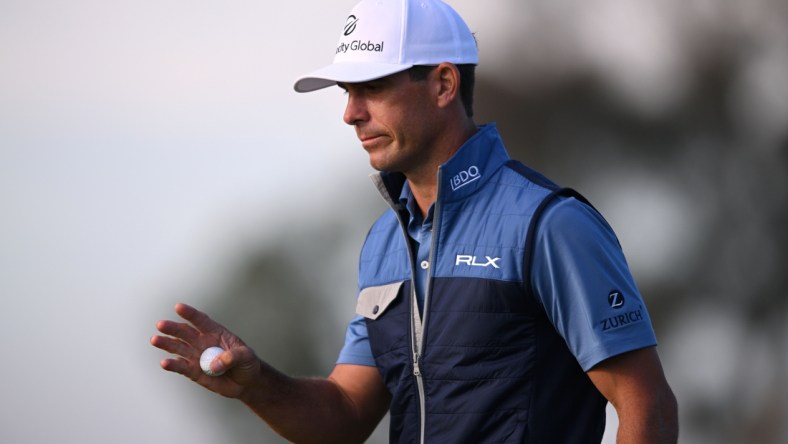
[359,134,385,149]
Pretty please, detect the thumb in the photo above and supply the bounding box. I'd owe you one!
[209,355,227,375]
[219,346,261,381]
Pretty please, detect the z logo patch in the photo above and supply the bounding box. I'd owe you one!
[608,291,625,309]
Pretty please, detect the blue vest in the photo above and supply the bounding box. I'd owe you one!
[356,125,607,443]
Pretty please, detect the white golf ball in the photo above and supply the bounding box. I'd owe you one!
[199,346,225,376]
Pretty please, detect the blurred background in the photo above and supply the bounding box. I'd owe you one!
[1,0,786,443]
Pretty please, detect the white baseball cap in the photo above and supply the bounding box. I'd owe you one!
[294,0,478,93]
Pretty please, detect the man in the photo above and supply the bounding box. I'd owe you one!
[151,0,678,442]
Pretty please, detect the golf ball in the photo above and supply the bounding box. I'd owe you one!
[200,346,225,376]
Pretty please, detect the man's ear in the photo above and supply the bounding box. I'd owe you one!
[433,63,461,110]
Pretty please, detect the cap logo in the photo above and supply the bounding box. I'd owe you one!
[294,0,479,93]
[344,15,359,36]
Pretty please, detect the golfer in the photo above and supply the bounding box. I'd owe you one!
[152,0,679,442]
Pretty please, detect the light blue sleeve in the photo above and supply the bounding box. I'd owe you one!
[531,197,657,371]
[336,314,377,366]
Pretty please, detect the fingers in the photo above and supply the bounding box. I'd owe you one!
[159,356,210,385]
[152,304,255,392]
[157,345,250,381]
[150,334,194,359]
[156,319,201,343]
[151,304,221,367]
[152,303,227,352]
[174,303,222,334]
[153,335,222,382]
[159,356,192,375]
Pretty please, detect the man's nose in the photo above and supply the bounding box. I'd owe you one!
[343,93,368,126]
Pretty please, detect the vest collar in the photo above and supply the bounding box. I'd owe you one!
[371,123,511,208]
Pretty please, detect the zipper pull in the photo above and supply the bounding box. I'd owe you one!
[413,354,422,377]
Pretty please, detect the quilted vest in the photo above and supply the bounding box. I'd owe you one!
[356,125,607,443]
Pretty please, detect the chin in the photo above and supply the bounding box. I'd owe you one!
[368,161,389,173]
[366,155,391,173]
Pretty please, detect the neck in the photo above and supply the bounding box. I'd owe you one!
[407,119,478,217]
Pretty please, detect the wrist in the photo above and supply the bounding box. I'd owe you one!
[237,359,286,406]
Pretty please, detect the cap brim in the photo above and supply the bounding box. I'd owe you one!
[293,62,413,93]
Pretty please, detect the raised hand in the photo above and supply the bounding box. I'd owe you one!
[150,303,263,399]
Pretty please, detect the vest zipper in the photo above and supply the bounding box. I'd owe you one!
[389,169,443,444]
[415,169,443,444]
[400,213,428,444]
[413,352,426,443]
[391,199,428,444]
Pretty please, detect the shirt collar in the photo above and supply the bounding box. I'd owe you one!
[399,180,435,226]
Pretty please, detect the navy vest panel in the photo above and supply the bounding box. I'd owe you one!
[364,280,419,442]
